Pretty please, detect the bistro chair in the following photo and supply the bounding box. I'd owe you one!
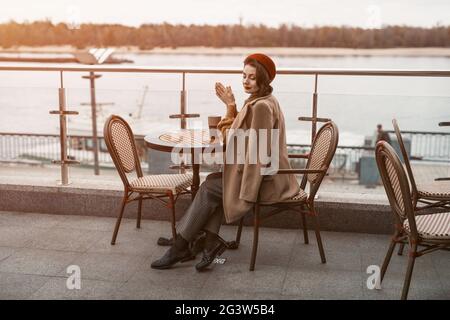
[392,119,450,211]
[234,121,339,271]
[375,141,450,300]
[104,115,193,245]
[392,119,450,255]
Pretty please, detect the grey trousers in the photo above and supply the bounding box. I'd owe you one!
[177,173,224,241]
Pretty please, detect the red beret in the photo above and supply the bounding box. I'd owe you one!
[244,53,276,82]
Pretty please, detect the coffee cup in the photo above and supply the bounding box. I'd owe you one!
[208,116,221,142]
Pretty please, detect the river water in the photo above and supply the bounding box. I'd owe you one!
[0,52,449,146]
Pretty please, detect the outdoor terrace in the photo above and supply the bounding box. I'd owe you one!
[0,211,448,300]
[0,65,449,300]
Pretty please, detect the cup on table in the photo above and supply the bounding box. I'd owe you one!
[208,116,222,142]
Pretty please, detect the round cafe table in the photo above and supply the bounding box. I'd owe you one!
[144,128,223,199]
[145,129,239,249]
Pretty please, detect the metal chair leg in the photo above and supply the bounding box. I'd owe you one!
[401,243,417,300]
[301,211,309,244]
[111,195,127,245]
[397,243,405,256]
[235,218,244,246]
[223,218,244,250]
[250,204,260,271]
[136,196,142,229]
[168,192,177,240]
[380,238,397,283]
[311,213,326,263]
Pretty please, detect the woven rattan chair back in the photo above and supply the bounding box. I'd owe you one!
[392,119,418,199]
[104,115,143,188]
[243,121,339,271]
[375,141,418,239]
[302,121,339,199]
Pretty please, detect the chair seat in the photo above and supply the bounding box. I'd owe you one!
[260,188,308,205]
[403,212,450,240]
[274,188,308,203]
[292,189,308,201]
[417,181,450,200]
[130,173,193,194]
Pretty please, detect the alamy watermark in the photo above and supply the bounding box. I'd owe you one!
[66,5,81,30]
[366,265,382,290]
[170,127,280,175]
[66,265,81,290]
[365,4,382,29]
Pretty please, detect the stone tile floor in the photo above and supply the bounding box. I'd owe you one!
[0,211,448,300]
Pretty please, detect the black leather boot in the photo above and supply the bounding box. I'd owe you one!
[151,234,192,270]
[189,231,207,258]
[195,232,227,272]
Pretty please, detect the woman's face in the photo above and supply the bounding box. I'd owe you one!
[242,64,259,94]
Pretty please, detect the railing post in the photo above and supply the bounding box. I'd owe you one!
[180,72,187,129]
[180,72,187,173]
[58,75,69,184]
[49,71,79,185]
[167,72,200,173]
[298,74,330,144]
[169,72,199,125]
[311,74,319,144]
[82,72,101,175]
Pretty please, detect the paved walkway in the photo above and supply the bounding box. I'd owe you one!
[0,211,448,300]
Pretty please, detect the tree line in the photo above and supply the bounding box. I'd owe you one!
[0,21,449,49]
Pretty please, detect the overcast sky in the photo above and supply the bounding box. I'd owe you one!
[1,0,449,28]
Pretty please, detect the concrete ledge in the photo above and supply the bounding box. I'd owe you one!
[248,194,393,235]
[0,176,398,235]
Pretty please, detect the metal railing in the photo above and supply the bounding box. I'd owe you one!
[1,65,449,185]
[386,129,450,161]
[288,144,372,178]
[0,132,147,167]
[0,131,368,179]
[2,130,447,179]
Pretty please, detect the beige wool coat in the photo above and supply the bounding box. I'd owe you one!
[219,94,300,223]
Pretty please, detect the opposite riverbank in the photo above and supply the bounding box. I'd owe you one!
[1,46,450,57]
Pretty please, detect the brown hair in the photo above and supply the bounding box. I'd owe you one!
[243,57,273,98]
